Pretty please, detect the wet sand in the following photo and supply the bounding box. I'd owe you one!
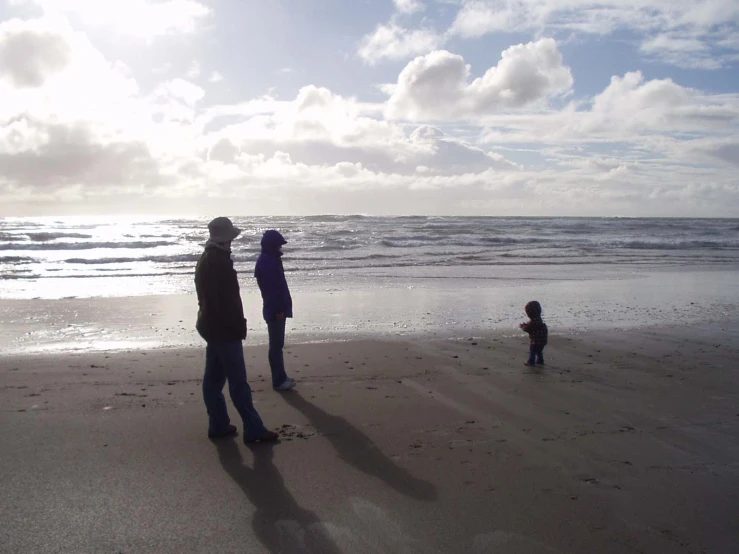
[2,264,738,355]
[1,324,739,553]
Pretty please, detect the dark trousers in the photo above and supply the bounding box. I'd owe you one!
[527,344,545,365]
[267,318,288,387]
[202,340,268,440]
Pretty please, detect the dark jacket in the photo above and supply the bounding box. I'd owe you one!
[254,230,293,322]
[195,246,247,342]
[521,317,548,347]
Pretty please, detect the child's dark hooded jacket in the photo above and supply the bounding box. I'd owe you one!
[521,300,548,347]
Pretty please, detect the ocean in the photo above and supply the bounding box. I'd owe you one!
[2,215,738,299]
[2,215,739,353]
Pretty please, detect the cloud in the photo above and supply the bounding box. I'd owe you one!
[358,23,442,64]
[449,0,739,39]
[407,126,520,174]
[359,0,739,68]
[448,0,739,68]
[202,86,519,177]
[202,151,517,196]
[0,17,173,196]
[1,10,737,217]
[0,15,522,209]
[463,68,739,214]
[10,0,210,38]
[479,71,739,146]
[0,18,72,88]
[386,39,573,120]
[0,18,139,126]
[0,118,158,189]
[685,138,739,167]
[185,60,201,79]
[450,0,529,38]
[205,85,419,156]
[587,72,738,133]
[156,79,204,107]
[639,34,722,70]
[709,143,739,167]
[394,0,425,15]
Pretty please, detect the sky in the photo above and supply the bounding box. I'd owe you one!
[0,0,738,217]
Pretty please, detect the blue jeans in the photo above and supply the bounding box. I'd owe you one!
[527,344,545,365]
[267,319,288,387]
[203,340,269,440]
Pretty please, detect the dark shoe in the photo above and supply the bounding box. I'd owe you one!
[536,360,545,365]
[208,424,238,439]
[524,362,536,367]
[245,430,280,444]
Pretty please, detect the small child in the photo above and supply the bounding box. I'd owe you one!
[519,300,548,366]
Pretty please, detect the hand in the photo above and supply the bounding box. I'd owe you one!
[276,312,286,321]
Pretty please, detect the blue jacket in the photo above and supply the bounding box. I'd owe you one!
[254,230,293,321]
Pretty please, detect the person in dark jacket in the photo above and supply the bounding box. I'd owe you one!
[519,300,549,366]
[254,229,296,391]
[195,217,278,443]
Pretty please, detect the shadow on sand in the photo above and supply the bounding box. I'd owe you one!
[280,392,437,502]
[214,439,344,554]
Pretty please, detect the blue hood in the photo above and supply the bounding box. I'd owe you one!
[260,230,287,252]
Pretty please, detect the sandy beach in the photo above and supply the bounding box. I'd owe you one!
[2,323,738,553]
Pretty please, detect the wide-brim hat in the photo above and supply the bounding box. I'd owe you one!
[208,216,241,242]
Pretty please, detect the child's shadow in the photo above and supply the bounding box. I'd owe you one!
[281,392,437,502]
[214,439,343,554]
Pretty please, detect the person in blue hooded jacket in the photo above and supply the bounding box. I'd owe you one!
[254,230,297,391]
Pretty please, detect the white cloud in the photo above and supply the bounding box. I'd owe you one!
[0,18,139,125]
[203,86,484,172]
[479,70,739,147]
[703,141,739,167]
[168,78,205,106]
[358,23,442,64]
[386,39,573,120]
[446,0,739,68]
[470,70,739,214]
[450,0,528,37]
[0,119,158,189]
[0,17,174,193]
[640,34,722,69]
[587,72,738,133]
[185,61,201,79]
[450,0,739,39]
[363,0,737,68]
[1,10,738,216]
[10,0,210,38]
[208,71,223,83]
[394,0,425,15]
[0,18,73,88]
[0,16,522,208]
